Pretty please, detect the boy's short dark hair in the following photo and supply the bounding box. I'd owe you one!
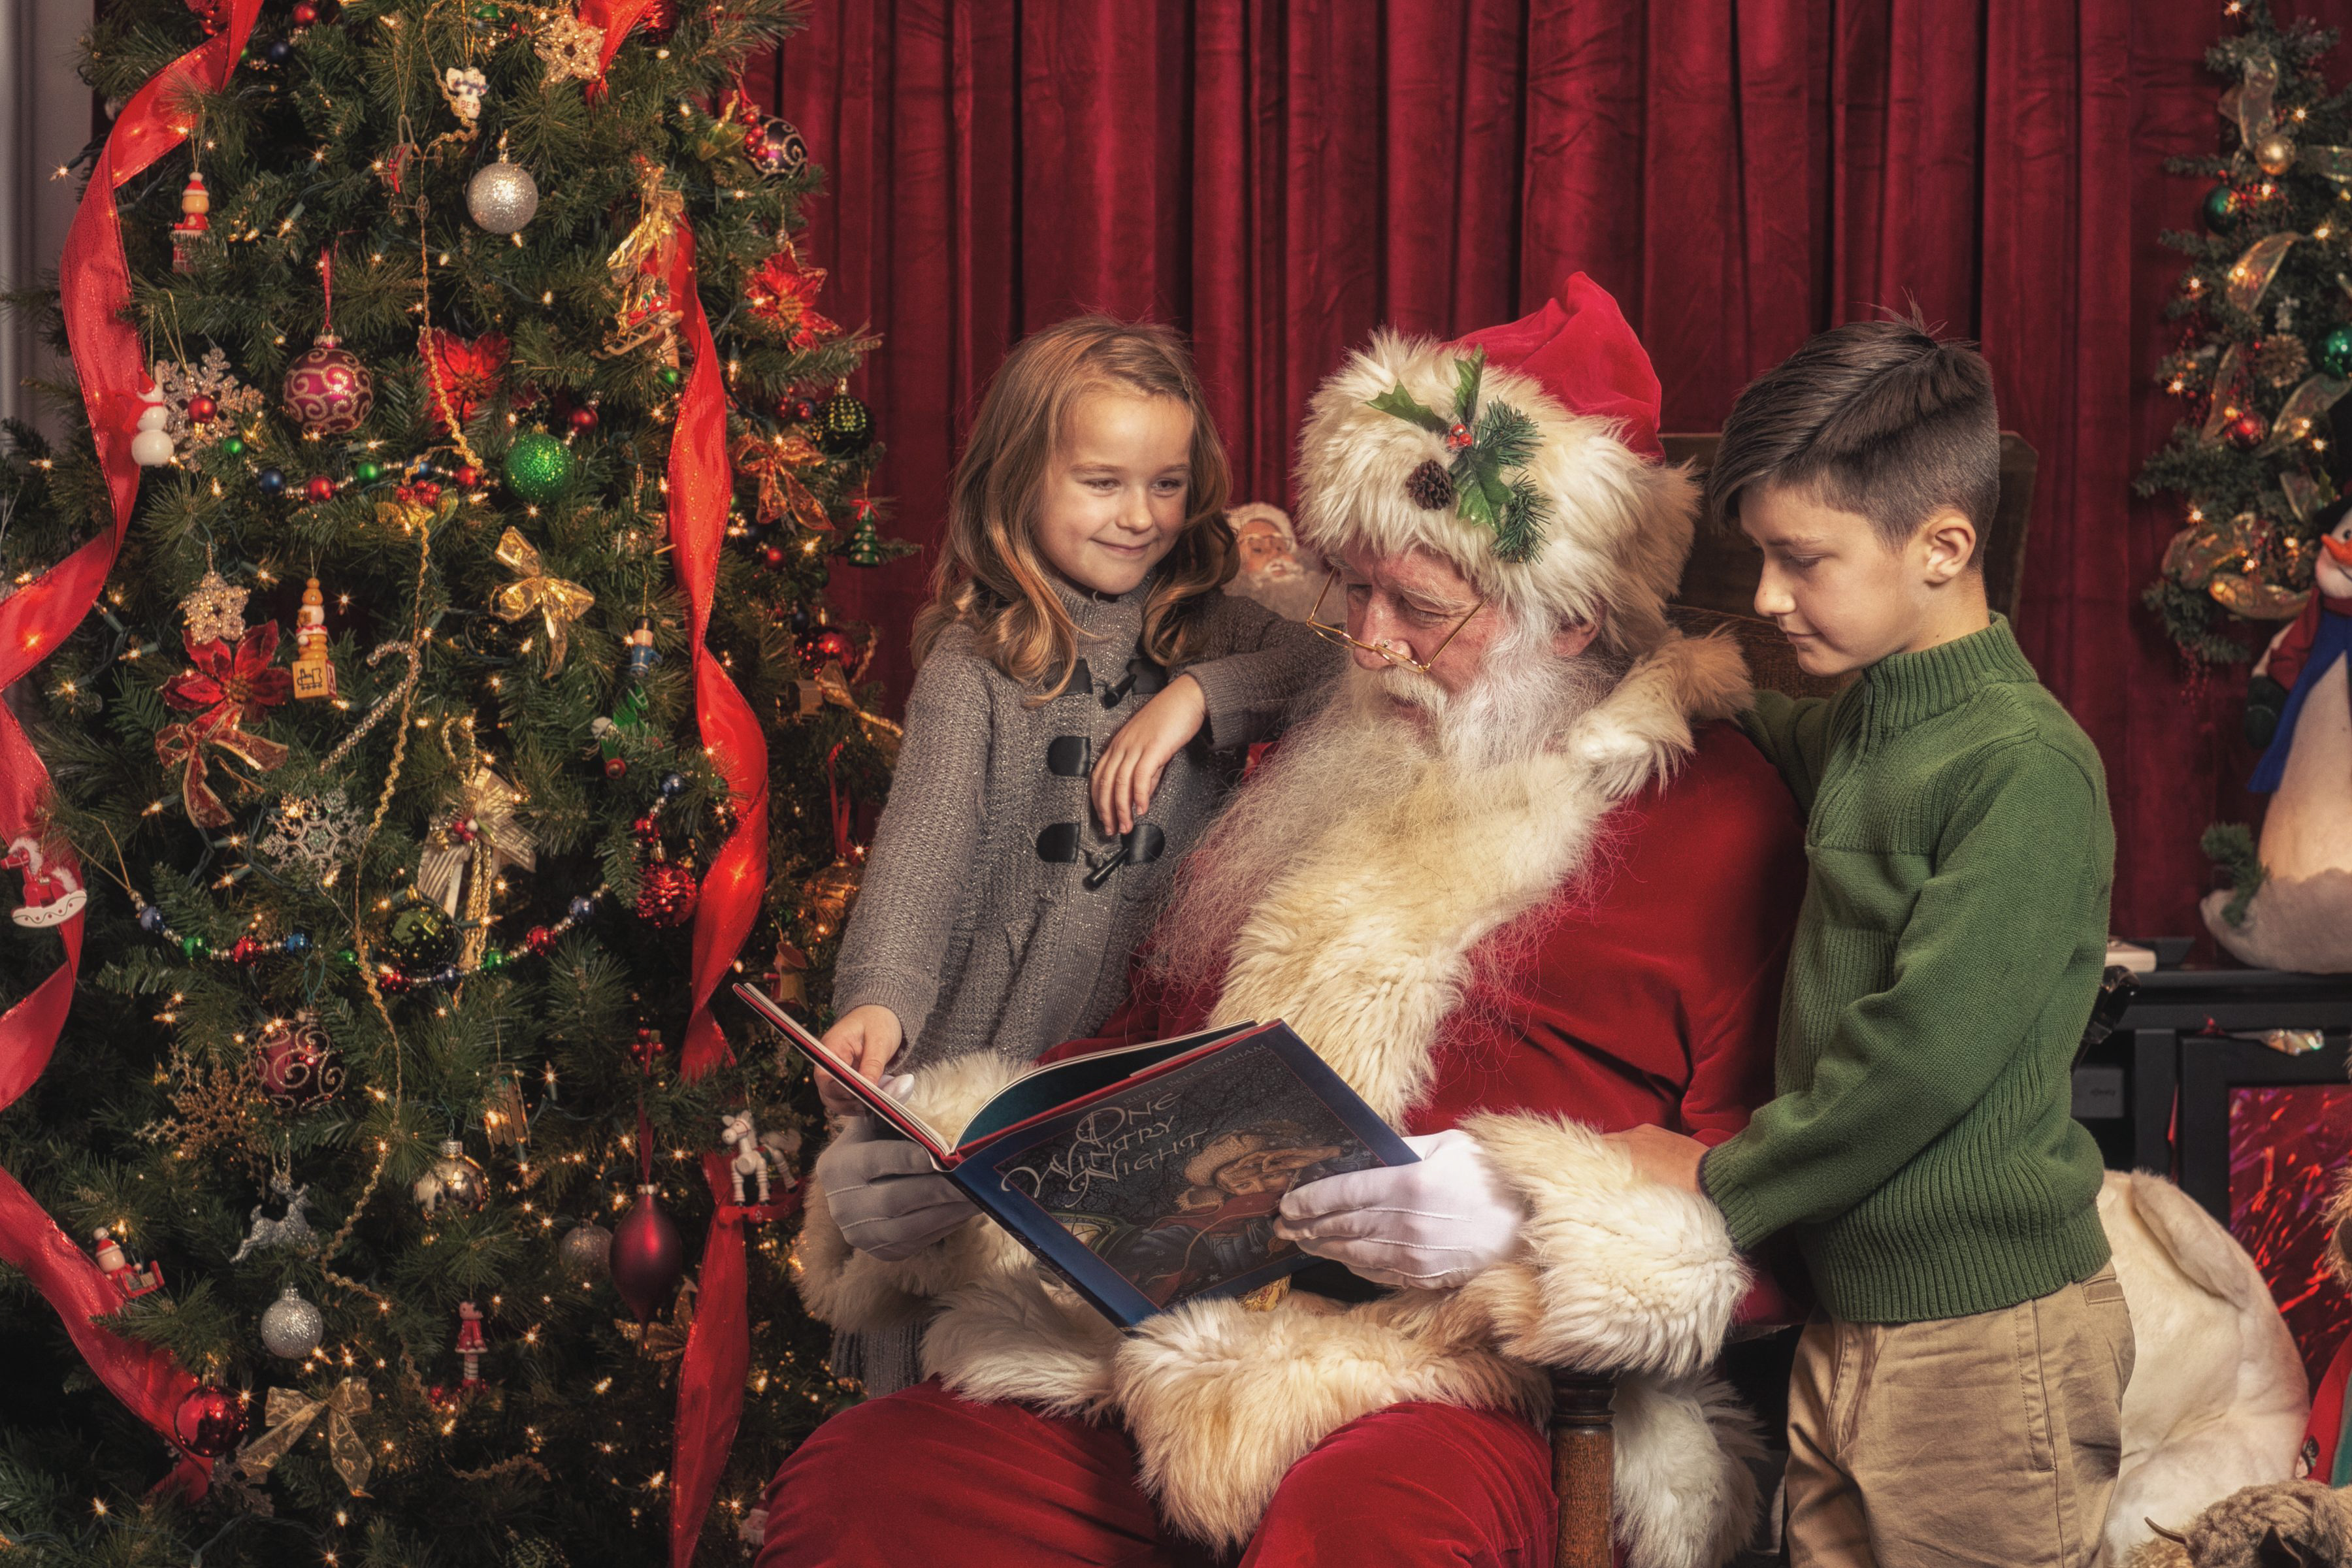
[1704,319,2001,562]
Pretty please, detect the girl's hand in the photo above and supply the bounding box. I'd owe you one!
[1093,674,1206,836]
[815,1004,906,1116]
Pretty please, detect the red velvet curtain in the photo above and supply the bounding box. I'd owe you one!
[749,1,2352,945]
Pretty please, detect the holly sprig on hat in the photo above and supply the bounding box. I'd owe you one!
[1367,348,1552,563]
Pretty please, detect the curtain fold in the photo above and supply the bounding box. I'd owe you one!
[757,0,2352,943]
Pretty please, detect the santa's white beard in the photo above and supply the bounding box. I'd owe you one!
[1152,619,1619,981]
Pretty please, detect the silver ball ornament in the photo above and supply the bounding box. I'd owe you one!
[468,156,539,235]
[559,1221,612,1283]
[259,1286,324,1358]
[413,1137,490,1217]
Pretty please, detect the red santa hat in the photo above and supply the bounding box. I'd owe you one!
[1293,274,1697,655]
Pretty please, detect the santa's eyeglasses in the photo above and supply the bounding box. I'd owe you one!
[1305,572,1486,677]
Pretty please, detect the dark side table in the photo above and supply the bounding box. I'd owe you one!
[2075,967,2352,1220]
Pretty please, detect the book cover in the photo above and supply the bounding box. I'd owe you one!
[734,985,1415,1326]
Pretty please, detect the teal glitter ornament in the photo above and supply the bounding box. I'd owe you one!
[2323,327,2352,380]
[2204,184,2240,235]
[503,433,574,502]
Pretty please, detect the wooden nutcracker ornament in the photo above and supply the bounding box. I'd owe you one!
[171,172,211,274]
[291,577,335,700]
[455,1299,485,1386]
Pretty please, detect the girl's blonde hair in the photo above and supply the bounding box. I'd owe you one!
[913,316,1235,700]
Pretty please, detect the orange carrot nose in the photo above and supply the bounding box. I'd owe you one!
[2325,533,2352,567]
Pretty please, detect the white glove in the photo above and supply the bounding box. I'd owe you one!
[1275,1128,1524,1290]
[817,1085,977,1262]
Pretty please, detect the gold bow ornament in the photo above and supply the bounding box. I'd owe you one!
[236,1378,372,1495]
[417,762,538,964]
[490,527,595,676]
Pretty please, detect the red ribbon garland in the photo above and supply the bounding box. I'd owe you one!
[0,0,264,1496]
[650,182,772,1568]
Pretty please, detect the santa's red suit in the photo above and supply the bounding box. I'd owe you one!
[765,278,1804,1568]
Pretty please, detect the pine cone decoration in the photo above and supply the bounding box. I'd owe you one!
[1404,459,1454,511]
[634,862,700,927]
[2254,335,2310,387]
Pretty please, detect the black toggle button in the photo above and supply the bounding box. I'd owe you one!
[1047,735,1092,777]
[1083,822,1166,890]
[1101,650,1169,708]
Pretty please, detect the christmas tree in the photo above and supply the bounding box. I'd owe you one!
[0,1,906,1563]
[2140,0,2352,666]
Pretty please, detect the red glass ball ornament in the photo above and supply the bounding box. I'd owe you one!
[634,862,698,926]
[611,1184,686,1322]
[568,405,599,433]
[801,628,855,668]
[523,924,556,956]
[256,1012,344,1109]
[2227,410,2269,450]
[173,1386,250,1458]
[760,544,787,570]
[455,464,482,489]
[293,1,318,20]
[632,815,659,843]
[282,333,374,435]
[306,475,336,502]
[228,936,263,965]
[378,968,412,996]
[188,394,219,423]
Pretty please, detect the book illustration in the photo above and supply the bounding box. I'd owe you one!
[733,983,1416,1325]
[977,1039,1380,1307]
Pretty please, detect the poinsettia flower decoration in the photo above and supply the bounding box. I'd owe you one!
[421,329,514,436]
[165,623,293,731]
[744,241,839,351]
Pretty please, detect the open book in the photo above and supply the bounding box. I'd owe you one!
[736,984,1416,1327]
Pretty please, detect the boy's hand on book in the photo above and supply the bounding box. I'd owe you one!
[816,1117,976,1261]
[815,1005,906,1116]
[1603,1124,1707,1194]
[1093,674,1207,836]
[1273,1130,1524,1291]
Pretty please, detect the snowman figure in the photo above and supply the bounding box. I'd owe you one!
[2206,501,2352,970]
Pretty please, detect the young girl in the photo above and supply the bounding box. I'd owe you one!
[819,316,1336,1107]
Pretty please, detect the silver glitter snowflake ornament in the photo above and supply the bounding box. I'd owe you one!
[255,790,361,887]
[153,347,264,448]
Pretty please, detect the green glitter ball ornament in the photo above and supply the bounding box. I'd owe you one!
[355,459,384,484]
[383,899,455,971]
[659,366,683,389]
[480,949,506,972]
[181,934,210,960]
[2204,184,2240,235]
[2323,327,2352,380]
[220,434,245,457]
[503,432,574,502]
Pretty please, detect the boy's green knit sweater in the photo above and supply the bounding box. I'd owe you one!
[1700,615,2114,1324]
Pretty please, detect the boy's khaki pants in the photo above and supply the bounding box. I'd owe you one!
[1783,1264,2134,1568]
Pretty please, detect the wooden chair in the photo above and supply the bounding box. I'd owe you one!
[1544,432,2040,1568]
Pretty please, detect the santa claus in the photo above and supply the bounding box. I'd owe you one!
[760,276,1808,1568]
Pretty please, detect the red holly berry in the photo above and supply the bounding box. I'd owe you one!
[523,925,557,955]
[1443,422,1473,452]
[188,394,219,423]
[306,474,336,502]
[455,465,482,489]
[568,405,599,433]
[414,480,442,504]
[631,1027,667,1069]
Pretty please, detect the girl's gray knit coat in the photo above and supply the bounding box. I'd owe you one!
[831,574,1338,1071]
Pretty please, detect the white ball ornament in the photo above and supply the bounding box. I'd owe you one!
[131,385,175,467]
[468,153,539,235]
[259,1285,325,1358]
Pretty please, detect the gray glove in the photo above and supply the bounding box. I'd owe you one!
[818,1099,976,1262]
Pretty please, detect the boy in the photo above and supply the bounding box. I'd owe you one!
[1614,320,2130,1567]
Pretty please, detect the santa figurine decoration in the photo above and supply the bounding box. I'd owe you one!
[2208,500,2352,970]
[7,838,87,930]
[91,1227,164,1299]
[1222,502,1322,622]
[455,1300,485,1386]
